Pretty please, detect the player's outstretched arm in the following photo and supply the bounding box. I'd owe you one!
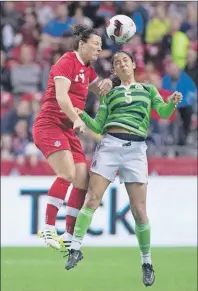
[75,95,108,134]
[151,86,182,119]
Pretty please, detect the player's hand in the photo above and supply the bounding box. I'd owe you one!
[73,118,86,133]
[74,107,83,116]
[97,78,112,96]
[170,91,183,104]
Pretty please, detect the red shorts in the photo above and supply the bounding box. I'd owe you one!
[32,121,86,164]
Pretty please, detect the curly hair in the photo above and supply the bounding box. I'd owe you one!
[71,24,100,50]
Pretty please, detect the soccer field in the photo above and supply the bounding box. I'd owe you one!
[1,247,197,291]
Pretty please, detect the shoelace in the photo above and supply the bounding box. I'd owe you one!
[144,264,153,277]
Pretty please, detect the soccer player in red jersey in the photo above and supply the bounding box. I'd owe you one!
[32,24,112,249]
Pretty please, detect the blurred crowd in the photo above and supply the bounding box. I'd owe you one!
[1,1,197,174]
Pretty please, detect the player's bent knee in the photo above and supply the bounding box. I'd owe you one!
[84,192,101,209]
[58,171,76,183]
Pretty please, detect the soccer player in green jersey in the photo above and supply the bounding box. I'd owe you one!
[66,51,182,286]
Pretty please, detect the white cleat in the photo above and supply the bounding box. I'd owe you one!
[38,228,61,250]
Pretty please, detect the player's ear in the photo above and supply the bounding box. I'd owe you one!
[132,62,136,70]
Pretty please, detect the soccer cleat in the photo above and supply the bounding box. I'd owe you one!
[65,249,83,270]
[38,228,60,249]
[142,263,155,287]
[58,236,71,257]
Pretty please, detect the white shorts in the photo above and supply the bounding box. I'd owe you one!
[90,134,148,184]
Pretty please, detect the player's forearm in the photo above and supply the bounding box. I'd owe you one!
[57,94,79,123]
[80,112,103,134]
[157,99,175,119]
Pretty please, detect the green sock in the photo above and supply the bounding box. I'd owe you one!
[71,206,95,250]
[135,222,152,264]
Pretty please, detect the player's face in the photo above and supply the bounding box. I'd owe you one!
[81,34,102,62]
[113,53,136,80]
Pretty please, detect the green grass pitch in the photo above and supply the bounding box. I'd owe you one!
[1,247,197,291]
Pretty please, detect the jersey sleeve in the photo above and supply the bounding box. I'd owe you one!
[53,57,74,84]
[81,95,108,134]
[150,85,175,119]
[89,66,99,86]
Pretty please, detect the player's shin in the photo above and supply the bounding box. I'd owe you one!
[135,222,152,265]
[46,177,70,226]
[60,188,87,247]
[43,177,70,248]
[70,206,95,250]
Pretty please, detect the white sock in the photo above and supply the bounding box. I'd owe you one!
[141,251,152,265]
[70,238,82,251]
[44,224,55,230]
[61,232,72,241]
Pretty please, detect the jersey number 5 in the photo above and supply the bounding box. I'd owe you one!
[125,91,132,104]
[75,73,85,83]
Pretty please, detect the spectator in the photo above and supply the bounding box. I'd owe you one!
[162,60,197,145]
[145,4,170,44]
[34,2,54,27]
[40,3,74,49]
[19,11,41,47]
[121,2,148,37]
[97,1,116,18]
[13,119,30,157]
[10,45,42,96]
[72,6,93,28]
[161,13,189,70]
[1,133,13,160]
[0,50,12,92]
[1,99,32,135]
[181,2,197,41]
[185,47,198,86]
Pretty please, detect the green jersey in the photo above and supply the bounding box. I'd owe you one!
[81,83,175,138]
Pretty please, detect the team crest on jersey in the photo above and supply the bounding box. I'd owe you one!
[54,141,61,147]
[135,84,144,90]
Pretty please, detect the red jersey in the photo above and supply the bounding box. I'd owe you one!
[37,51,98,123]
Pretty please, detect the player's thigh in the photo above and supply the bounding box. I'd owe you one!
[90,139,121,183]
[125,182,147,206]
[73,162,89,190]
[33,123,76,181]
[84,172,111,209]
[47,150,75,182]
[119,141,148,183]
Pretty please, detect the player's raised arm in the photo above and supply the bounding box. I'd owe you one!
[76,95,108,134]
[151,85,182,119]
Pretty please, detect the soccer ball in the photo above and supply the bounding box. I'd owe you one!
[106,15,136,44]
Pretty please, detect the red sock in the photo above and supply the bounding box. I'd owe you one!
[66,188,87,235]
[46,177,70,226]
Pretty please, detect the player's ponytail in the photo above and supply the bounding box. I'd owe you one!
[111,75,121,88]
[71,24,99,51]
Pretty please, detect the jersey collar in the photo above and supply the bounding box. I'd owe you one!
[75,51,85,65]
[119,82,137,89]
